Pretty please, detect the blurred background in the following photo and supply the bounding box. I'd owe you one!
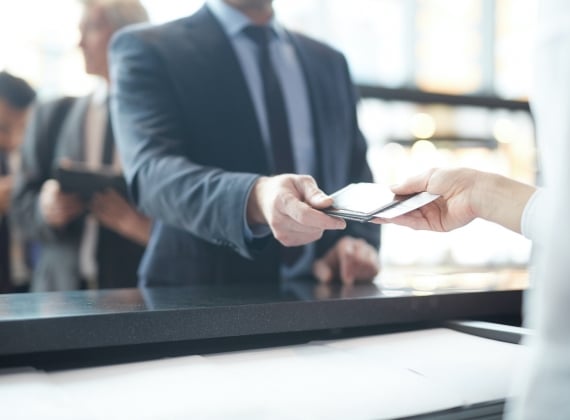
[0,0,538,283]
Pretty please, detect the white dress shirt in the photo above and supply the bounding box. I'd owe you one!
[207,0,317,278]
[7,151,29,286]
[78,81,115,285]
[520,188,544,242]
[507,1,570,418]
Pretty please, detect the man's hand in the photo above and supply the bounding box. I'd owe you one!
[90,189,151,245]
[312,236,380,285]
[0,175,13,215]
[39,179,85,227]
[247,174,346,247]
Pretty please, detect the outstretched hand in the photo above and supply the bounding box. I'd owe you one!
[372,168,480,232]
[247,174,346,247]
[372,168,536,234]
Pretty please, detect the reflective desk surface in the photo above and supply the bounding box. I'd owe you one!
[0,268,527,363]
[0,269,529,419]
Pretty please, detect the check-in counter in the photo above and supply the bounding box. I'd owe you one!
[0,269,529,419]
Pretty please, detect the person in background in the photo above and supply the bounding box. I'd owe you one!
[109,0,380,287]
[0,71,36,293]
[11,0,151,291]
[373,1,570,416]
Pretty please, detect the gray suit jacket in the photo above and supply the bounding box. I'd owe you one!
[110,6,380,286]
[12,97,144,291]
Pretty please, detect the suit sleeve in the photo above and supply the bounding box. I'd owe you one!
[109,29,261,259]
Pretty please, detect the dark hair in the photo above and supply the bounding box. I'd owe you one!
[0,71,36,110]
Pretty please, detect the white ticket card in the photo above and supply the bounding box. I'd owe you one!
[373,191,440,219]
[330,183,396,214]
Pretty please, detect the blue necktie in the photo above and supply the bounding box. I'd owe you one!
[243,25,296,175]
[243,25,302,266]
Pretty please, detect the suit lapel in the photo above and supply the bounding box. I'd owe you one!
[180,6,270,174]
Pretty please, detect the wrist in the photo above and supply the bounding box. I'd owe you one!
[475,172,536,233]
[246,176,269,225]
[471,171,499,221]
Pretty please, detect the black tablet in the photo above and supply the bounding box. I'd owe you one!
[54,161,128,199]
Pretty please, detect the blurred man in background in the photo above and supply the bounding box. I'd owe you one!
[12,0,151,291]
[0,71,36,293]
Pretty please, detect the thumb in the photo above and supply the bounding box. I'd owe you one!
[391,169,436,195]
[297,176,333,209]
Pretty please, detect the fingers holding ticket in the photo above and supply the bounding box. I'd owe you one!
[323,182,439,223]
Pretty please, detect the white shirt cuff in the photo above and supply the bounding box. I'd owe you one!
[521,188,545,241]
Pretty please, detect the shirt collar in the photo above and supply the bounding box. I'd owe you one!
[206,0,286,41]
[91,79,108,107]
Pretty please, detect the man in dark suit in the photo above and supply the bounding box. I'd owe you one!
[110,0,380,287]
[11,0,151,291]
[0,71,36,293]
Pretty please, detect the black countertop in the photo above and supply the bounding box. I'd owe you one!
[0,268,527,363]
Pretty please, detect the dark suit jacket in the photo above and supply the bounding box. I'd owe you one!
[0,151,11,292]
[110,6,380,287]
[11,96,145,291]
